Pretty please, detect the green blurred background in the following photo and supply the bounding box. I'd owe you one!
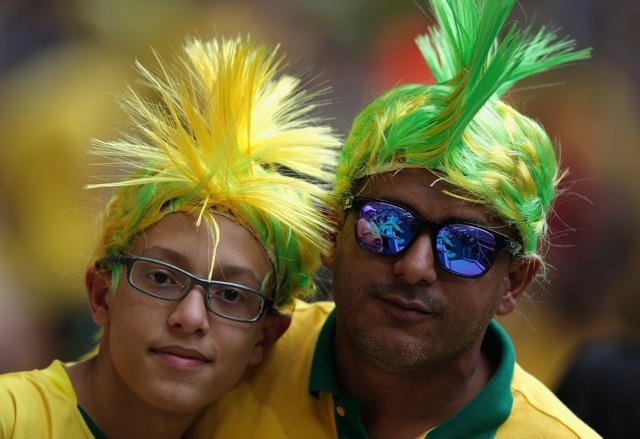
[1,0,639,392]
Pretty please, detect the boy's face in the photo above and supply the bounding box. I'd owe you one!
[90,212,277,413]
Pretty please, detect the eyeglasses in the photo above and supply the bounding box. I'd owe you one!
[345,196,522,278]
[95,255,274,323]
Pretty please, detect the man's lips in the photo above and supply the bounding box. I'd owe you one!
[151,345,212,368]
[365,283,444,322]
[381,295,433,314]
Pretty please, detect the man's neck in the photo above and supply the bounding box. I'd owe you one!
[334,327,494,439]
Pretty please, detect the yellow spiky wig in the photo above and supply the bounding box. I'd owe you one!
[87,36,340,309]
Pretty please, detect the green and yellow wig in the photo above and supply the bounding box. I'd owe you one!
[87,36,340,309]
[335,0,590,273]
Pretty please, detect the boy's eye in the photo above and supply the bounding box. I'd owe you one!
[220,289,240,302]
[151,272,170,285]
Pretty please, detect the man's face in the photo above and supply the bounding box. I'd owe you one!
[330,168,528,374]
[95,212,274,413]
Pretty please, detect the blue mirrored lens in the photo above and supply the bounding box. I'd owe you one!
[356,200,416,254]
[355,199,500,277]
[436,224,497,276]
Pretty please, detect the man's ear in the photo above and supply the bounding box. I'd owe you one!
[496,257,540,316]
[248,311,292,365]
[321,208,344,269]
[85,266,113,327]
[321,251,336,270]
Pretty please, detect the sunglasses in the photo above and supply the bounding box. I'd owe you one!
[345,196,522,278]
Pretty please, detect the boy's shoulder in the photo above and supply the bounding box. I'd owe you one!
[0,360,72,400]
[0,360,94,438]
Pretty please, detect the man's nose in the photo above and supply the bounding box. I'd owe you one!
[392,233,438,285]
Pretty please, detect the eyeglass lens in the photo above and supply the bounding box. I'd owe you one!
[129,259,265,321]
[355,199,499,277]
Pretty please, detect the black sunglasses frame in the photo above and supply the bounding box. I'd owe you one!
[95,255,275,323]
[344,196,522,278]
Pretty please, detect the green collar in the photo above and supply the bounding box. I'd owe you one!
[309,309,515,438]
[78,405,107,439]
[309,308,341,398]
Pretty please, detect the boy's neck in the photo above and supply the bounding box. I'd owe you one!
[67,355,199,439]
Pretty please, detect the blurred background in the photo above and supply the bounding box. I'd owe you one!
[1,0,639,425]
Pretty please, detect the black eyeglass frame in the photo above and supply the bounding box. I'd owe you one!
[95,255,275,323]
[344,196,523,278]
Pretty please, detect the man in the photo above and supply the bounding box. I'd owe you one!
[0,36,339,437]
[189,1,600,437]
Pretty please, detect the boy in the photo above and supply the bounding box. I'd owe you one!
[0,35,339,438]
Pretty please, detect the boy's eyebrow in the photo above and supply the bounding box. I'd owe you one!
[214,264,265,288]
[137,246,190,268]
[138,245,264,286]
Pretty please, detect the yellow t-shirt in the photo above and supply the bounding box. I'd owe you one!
[0,360,97,438]
[188,299,601,438]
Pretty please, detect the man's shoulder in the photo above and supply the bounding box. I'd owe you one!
[186,299,337,438]
[264,299,334,360]
[499,363,601,438]
[291,299,335,324]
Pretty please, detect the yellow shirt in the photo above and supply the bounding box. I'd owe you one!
[0,360,97,438]
[188,299,600,438]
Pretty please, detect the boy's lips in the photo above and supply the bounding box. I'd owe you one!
[151,345,213,367]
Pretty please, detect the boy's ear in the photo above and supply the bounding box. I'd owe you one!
[248,311,292,365]
[85,266,113,327]
[496,257,540,316]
